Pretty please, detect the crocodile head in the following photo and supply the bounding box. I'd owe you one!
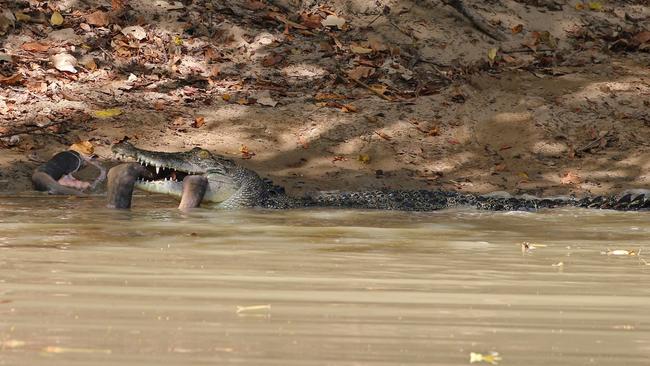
[111,141,241,204]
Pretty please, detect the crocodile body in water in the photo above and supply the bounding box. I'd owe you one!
[107,142,650,211]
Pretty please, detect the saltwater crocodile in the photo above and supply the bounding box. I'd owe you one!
[106,141,650,211]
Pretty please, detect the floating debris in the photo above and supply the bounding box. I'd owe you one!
[521,242,547,253]
[236,304,271,314]
[42,346,112,354]
[602,249,638,256]
[470,352,502,365]
[551,261,564,267]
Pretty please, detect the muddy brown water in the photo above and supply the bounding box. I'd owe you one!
[1,195,649,365]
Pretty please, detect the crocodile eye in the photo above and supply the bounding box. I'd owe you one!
[198,150,210,159]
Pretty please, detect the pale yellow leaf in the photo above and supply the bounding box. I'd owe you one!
[50,11,64,26]
[350,44,373,54]
[93,108,123,118]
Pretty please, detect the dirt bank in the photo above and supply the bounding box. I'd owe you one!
[1,0,649,197]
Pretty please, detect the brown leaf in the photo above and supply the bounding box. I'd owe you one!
[347,66,374,80]
[154,100,166,110]
[22,42,50,52]
[261,53,284,67]
[341,104,357,113]
[511,24,523,34]
[633,31,650,44]
[367,34,388,52]
[242,0,266,10]
[112,0,127,11]
[240,145,256,159]
[85,11,109,27]
[0,73,23,85]
[314,93,346,100]
[561,171,581,185]
[192,116,205,128]
[494,163,507,172]
[300,13,322,29]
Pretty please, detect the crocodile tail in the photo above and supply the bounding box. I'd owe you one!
[307,190,650,212]
[307,190,455,211]
[575,192,650,211]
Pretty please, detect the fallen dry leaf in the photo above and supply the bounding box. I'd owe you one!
[633,31,650,45]
[314,93,346,100]
[511,24,523,34]
[367,34,388,52]
[121,25,147,40]
[50,12,64,26]
[22,41,50,52]
[242,0,266,10]
[112,0,127,11]
[255,90,278,107]
[321,14,345,29]
[300,13,322,29]
[368,84,388,95]
[261,53,284,67]
[0,73,23,85]
[51,53,77,73]
[350,44,373,54]
[240,145,256,159]
[358,154,371,164]
[192,116,205,128]
[561,171,581,185]
[347,65,374,80]
[487,48,498,65]
[92,108,122,119]
[14,12,30,22]
[86,10,109,27]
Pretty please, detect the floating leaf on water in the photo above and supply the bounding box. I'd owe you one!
[2,340,26,348]
[92,108,123,119]
[603,249,637,256]
[470,352,502,365]
[51,53,77,73]
[43,346,111,354]
[50,11,64,26]
[551,261,564,267]
[321,14,346,29]
[236,304,270,313]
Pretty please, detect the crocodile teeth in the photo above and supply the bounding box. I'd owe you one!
[155,165,160,174]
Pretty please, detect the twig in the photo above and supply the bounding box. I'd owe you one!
[340,72,394,102]
[441,0,506,41]
[0,120,68,139]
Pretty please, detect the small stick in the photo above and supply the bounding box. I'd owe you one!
[339,72,394,102]
[441,0,506,41]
